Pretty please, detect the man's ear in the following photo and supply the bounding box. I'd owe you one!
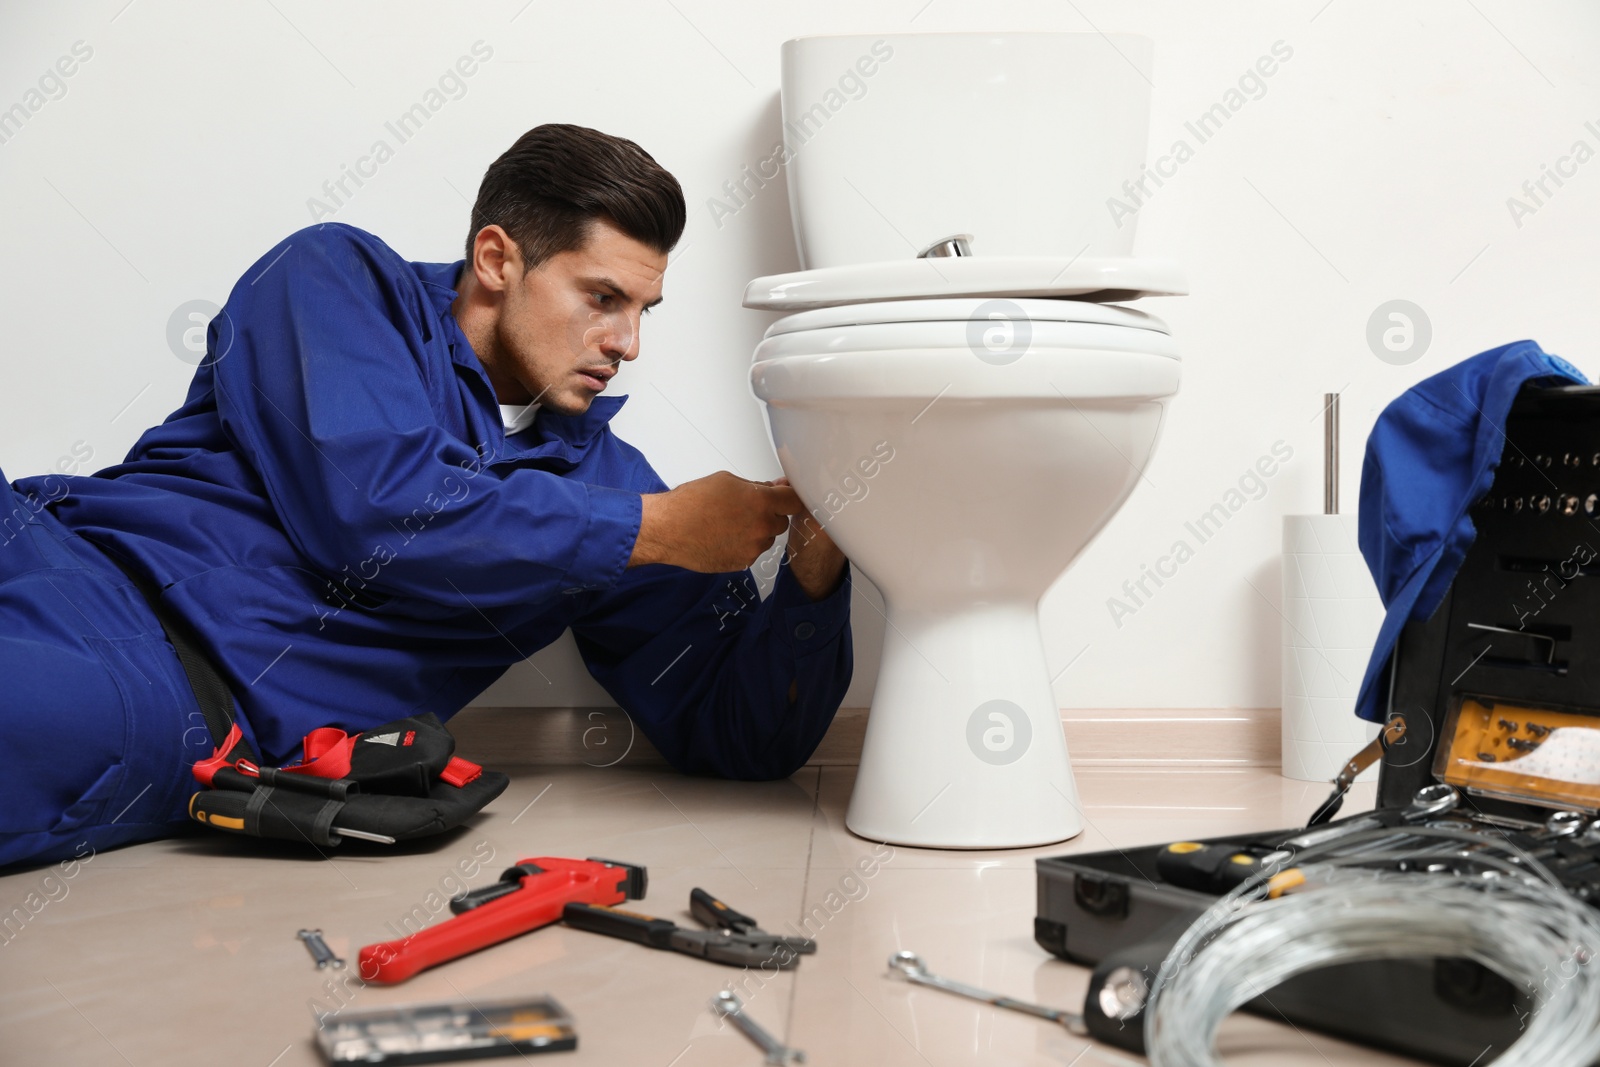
[471,225,522,295]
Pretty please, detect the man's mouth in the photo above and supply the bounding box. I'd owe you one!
[577,366,614,391]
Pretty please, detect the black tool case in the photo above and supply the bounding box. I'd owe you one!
[1035,384,1600,1063]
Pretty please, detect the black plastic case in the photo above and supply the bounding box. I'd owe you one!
[1034,835,1526,1062]
[1035,385,1600,1063]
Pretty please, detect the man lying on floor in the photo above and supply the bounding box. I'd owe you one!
[0,123,853,870]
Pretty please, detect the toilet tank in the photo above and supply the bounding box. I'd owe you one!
[778,33,1153,269]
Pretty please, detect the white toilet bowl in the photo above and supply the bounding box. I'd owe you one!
[745,31,1184,848]
[751,298,1180,847]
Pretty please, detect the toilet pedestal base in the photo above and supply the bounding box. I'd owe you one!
[843,601,1085,849]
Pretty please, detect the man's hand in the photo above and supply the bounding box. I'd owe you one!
[771,477,847,602]
[631,471,801,573]
[629,473,848,601]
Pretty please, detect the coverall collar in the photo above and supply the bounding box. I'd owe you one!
[408,258,629,455]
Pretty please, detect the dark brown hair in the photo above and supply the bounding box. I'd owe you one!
[465,123,685,268]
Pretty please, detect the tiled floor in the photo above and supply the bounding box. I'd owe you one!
[0,763,1419,1066]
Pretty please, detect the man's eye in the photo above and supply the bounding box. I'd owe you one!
[592,292,612,306]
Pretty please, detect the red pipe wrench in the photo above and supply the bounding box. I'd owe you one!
[359,856,647,984]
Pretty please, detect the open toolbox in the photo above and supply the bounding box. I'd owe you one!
[1035,384,1600,1064]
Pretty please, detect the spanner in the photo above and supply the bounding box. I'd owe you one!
[1280,783,1460,854]
[297,928,345,970]
[887,951,1088,1035]
[710,990,804,1064]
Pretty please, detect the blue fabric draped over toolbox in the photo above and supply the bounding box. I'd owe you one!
[1354,340,1588,724]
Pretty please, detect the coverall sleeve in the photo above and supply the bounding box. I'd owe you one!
[208,226,641,609]
[571,556,854,780]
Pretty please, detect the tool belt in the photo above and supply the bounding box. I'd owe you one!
[108,552,509,848]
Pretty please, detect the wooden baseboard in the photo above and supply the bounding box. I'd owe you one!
[449,705,1281,770]
[1061,707,1280,768]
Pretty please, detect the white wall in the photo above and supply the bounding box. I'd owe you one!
[2,1,1596,711]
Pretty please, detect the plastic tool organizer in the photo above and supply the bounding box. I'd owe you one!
[1382,383,1600,817]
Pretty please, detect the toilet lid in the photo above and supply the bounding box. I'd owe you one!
[763,296,1170,338]
[743,256,1187,311]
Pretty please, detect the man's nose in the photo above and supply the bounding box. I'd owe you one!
[605,312,641,363]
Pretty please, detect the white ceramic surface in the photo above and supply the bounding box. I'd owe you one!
[1281,514,1385,782]
[762,295,1171,335]
[741,256,1189,310]
[749,32,1181,848]
[752,318,1177,846]
[779,33,1153,268]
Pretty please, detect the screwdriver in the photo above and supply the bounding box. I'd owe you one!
[188,791,395,844]
[1156,841,1282,894]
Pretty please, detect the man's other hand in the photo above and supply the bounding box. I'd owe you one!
[632,471,802,573]
[769,476,847,601]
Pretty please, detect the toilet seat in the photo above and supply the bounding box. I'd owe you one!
[743,256,1187,311]
[752,297,1179,403]
[762,296,1171,339]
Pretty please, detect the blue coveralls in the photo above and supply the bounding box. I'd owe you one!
[0,223,853,870]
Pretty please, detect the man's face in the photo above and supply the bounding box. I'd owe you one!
[466,218,666,416]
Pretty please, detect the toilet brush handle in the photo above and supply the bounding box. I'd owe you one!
[1324,392,1340,515]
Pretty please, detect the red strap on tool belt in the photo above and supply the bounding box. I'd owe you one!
[278,727,359,780]
[440,756,483,787]
[192,723,251,788]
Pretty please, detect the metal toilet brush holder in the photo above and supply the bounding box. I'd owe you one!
[1280,394,1383,782]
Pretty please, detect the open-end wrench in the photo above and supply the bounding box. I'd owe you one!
[887,951,1088,1035]
[710,990,804,1065]
[297,928,344,970]
[1280,783,1460,854]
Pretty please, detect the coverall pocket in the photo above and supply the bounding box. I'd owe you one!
[38,634,145,836]
[64,631,189,833]
[44,758,127,838]
[23,631,194,861]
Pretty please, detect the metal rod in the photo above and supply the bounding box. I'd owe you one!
[1324,392,1340,515]
[332,826,397,844]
